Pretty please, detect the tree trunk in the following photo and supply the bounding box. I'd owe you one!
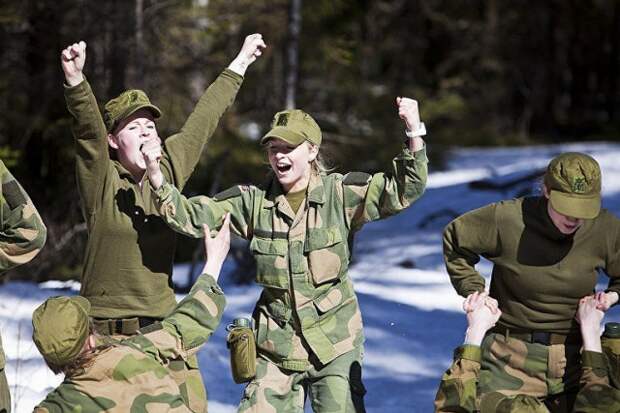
[285,0,302,109]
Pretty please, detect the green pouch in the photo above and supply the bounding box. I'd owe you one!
[227,326,256,384]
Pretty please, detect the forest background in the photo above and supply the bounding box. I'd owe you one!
[2,0,620,283]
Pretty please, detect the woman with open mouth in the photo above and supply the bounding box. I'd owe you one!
[145,98,428,412]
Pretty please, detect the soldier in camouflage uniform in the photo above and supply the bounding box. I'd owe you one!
[32,214,231,412]
[0,160,47,413]
[144,98,428,411]
[443,152,620,411]
[60,34,265,412]
[434,293,620,412]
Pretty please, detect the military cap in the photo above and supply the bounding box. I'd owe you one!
[261,109,322,147]
[104,89,162,132]
[544,152,601,219]
[32,296,91,366]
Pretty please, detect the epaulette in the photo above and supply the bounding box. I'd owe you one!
[343,172,371,186]
[213,185,250,201]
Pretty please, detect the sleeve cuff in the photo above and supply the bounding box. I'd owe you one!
[454,344,481,363]
[221,68,244,85]
[582,350,607,370]
[195,273,225,296]
[153,180,172,198]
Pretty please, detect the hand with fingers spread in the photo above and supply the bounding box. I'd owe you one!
[228,33,267,76]
[61,41,87,87]
[463,291,502,346]
[577,295,605,352]
[141,138,164,189]
[396,96,425,152]
[201,213,231,280]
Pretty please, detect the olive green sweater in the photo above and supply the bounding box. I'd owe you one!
[444,196,620,333]
[65,69,242,319]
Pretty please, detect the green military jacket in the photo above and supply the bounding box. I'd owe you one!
[434,346,620,412]
[443,197,620,334]
[34,273,226,413]
[1,159,46,413]
[64,69,242,319]
[154,146,427,370]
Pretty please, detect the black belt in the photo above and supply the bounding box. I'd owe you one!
[490,326,582,346]
[93,317,159,336]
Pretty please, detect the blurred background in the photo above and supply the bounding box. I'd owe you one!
[2,0,620,282]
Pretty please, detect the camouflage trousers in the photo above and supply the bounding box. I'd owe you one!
[100,329,207,413]
[238,348,366,413]
[479,333,581,412]
[0,334,9,413]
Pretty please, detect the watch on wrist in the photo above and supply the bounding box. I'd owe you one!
[405,122,426,138]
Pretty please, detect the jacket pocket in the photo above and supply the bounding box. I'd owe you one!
[305,227,347,285]
[255,301,293,360]
[249,237,289,289]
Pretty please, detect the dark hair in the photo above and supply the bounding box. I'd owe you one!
[45,322,111,377]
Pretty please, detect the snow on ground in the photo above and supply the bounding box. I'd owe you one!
[3,142,620,412]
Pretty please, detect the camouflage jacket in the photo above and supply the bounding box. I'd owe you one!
[34,273,226,413]
[154,146,427,370]
[435,346,620,413]
[0,159,46,272]
[64,70,242,319]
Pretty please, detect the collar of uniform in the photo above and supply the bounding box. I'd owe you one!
[113,160,135,180]
[262,172,325,208]
[306,172,325,205]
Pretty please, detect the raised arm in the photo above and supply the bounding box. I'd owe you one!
[0,161,47,272]
[443,204,501,297]
[434,292,500,413]
[160,34,266,189]
[133,215,230,362]
[61,41,110,218]
[343,97,428,231]
[143,148,252,239]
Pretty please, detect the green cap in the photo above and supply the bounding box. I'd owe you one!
[104,89,162,132]
[260,109,322,147]
[544,152,601,219]
[32,296,91,367]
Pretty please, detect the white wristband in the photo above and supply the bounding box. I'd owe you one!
[405,122,426,138]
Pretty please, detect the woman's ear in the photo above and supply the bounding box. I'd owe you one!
[107,133,119,150]
[308,143,319,162]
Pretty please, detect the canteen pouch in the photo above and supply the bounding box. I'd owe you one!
[227,326,257,383]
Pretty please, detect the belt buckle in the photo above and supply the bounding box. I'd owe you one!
[531,331,551,345]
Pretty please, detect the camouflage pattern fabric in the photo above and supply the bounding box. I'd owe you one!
[435,345,551,413]
[33,273,226,413]
[238,348,365,413]
[436,343,620,412]
[154,146,427,373]
[0,160,47,272]
[1,159,47,413]
[573,350,620,412]
[0,334,8,413]
[479,333,580,412]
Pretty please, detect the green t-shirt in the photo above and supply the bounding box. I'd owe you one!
[285,188,307,215]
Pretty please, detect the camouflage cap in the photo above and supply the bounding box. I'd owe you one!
[32,296,91,366]
[260,109,322,147]
[544,152,602,219]
[104,89,162,132]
